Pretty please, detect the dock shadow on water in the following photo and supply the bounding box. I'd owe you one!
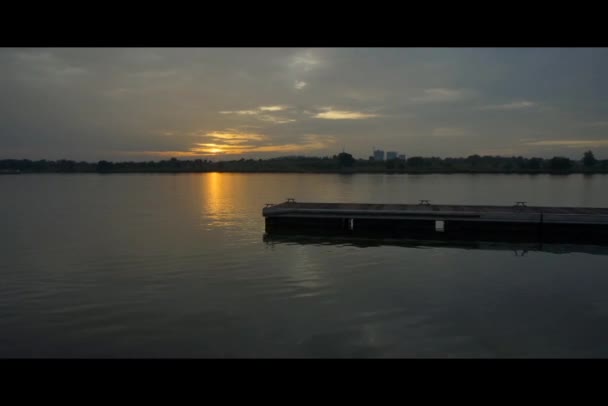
[263,230,608,257]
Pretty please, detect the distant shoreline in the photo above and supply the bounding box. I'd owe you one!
[3,169,608,175]
[2,153,606,175]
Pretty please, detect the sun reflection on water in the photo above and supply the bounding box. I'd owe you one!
[201,172,238,231]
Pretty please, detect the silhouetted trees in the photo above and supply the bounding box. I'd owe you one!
[57,159,76,172]
[527,157,543,170]
[549,157,573,171]
[407,157,425,168]
[583,150,597,168]
[1,151,606,174]
[337,152,355,167]
[96,160,113,173]
[466,154,482,168]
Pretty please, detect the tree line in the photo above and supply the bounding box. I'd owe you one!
[1,151,607,174]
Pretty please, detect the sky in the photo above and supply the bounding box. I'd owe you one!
[1,47,608,161]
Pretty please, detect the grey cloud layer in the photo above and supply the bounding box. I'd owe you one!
[1,48,608,160]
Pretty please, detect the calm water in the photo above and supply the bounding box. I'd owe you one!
[2,173,608,358]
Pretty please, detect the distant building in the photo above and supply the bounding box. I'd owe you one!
[387,151,398,160]
[398,154,406,160]
[373,149,385,161]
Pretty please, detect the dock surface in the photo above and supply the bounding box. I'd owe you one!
[263,200,608,239]
[264,201,608,222]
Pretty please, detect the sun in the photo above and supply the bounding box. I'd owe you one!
[208,148,223,154]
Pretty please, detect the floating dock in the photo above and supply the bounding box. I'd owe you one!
[263,199,608,241]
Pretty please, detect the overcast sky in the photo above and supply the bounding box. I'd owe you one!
[1,47,607,161]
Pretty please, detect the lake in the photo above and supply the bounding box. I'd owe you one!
[2,173,608,357]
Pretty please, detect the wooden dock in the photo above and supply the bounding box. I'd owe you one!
[263,199,608,240]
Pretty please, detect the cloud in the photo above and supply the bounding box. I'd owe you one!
[289,51,320,72]
[3,48,608,161]
[259,105,288,111]
[524,139,608,148]
[128,133,336,158]
[479,100,537,111]
[192,134,335,155]
[11,50,88,84]
[102,87,136,98]
[203,130,267,142]
[476,148,523,156]
[119,150,206,158]
[410,88,473,103]
[219,110,259,115]
[580,121,608,127]
[130,69,179,80]
[219,106,295,124]
[257,115,296,124]
[221,105,289,114]
[15,50,56,63]
[431,127,469,137]
[314,108,379,120]
[55,66,87,76]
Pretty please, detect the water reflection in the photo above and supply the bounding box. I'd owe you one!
[263,232,608,256]
[4,173,608,357]
[201,172,239,230]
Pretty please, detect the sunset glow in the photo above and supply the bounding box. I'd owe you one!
[2,48,608,160]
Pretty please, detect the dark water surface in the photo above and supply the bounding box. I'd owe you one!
[2,173,608,358]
